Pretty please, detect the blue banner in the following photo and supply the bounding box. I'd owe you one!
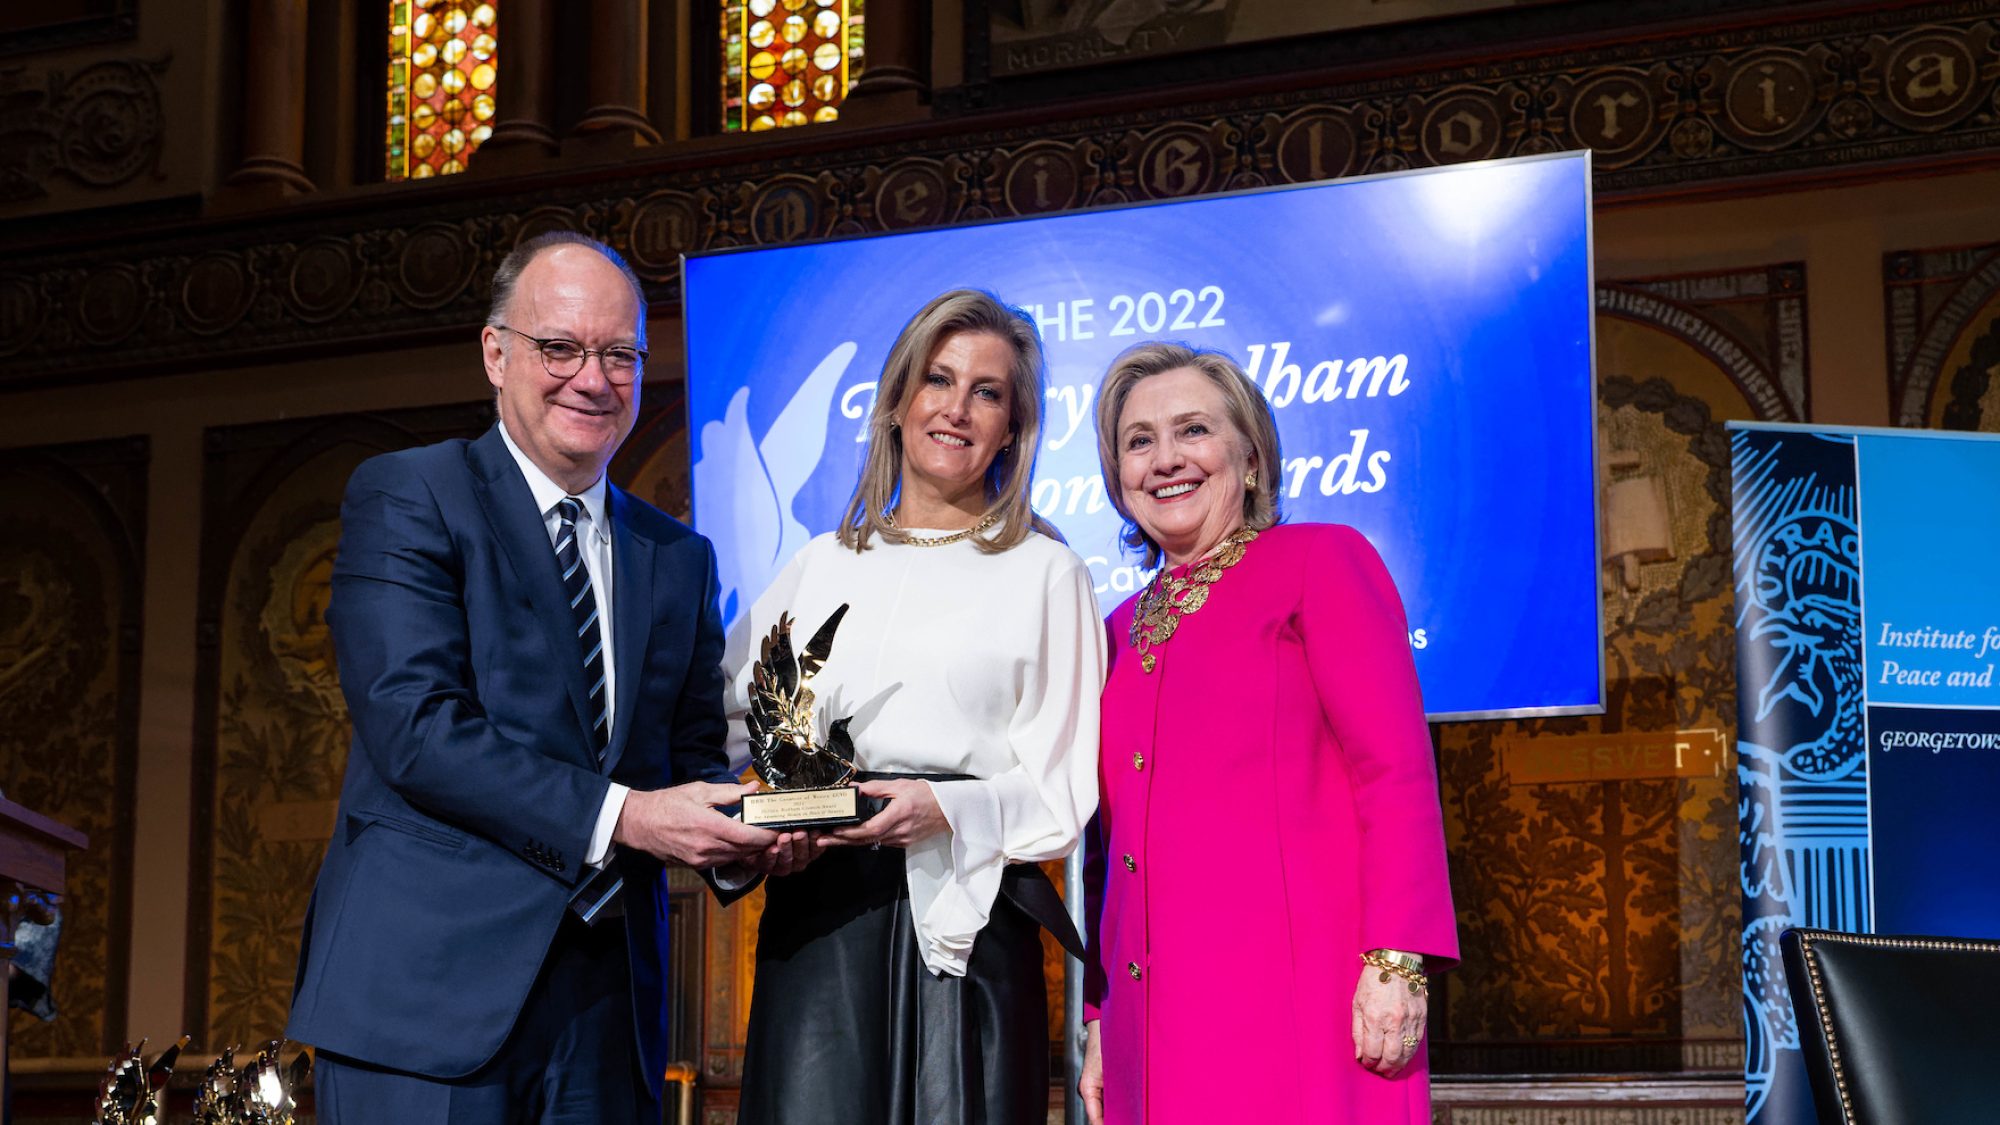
[1733,423,2000,1125]
[684,152,1601,720]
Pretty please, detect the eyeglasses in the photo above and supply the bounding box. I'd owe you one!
[495,324,648,384]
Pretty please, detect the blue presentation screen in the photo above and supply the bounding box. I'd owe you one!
[683,151,1601,720]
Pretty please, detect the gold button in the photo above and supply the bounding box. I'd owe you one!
[1132,752,1145,771]
[1127,962,1142,981]
[1122,853,1136,872]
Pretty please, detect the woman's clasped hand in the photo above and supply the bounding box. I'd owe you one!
[814,779,949,850]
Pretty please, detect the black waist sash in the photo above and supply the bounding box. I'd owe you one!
[859,770,1088,961]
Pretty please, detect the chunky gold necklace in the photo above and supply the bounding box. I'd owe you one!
[885,510,996,548]
[1128,526,1258,674]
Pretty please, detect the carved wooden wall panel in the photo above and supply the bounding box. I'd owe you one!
[1885,238,2000,431]
[1,4,1995,385]
[1435,267,1805,1074]
[0,436,145,1059]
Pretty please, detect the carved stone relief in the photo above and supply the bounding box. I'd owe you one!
[0,56,167,203]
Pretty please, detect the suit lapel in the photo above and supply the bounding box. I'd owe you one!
[603,485,653,776]
[465,428,597,764]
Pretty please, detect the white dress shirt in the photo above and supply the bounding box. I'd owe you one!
[726,527,1106,975]
[498,422,628,865]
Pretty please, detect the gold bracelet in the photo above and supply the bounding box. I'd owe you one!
[1372,948,1425,973]
[1361,950,1429,995]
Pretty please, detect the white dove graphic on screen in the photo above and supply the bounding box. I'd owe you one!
[695,341,859,626]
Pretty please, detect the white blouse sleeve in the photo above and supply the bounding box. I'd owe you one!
[910,553,1106,976]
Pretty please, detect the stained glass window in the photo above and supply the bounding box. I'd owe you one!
[722,0,863,133]
[387,1,497,181]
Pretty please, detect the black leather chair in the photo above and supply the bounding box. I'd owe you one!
[1781,927,2000,1124]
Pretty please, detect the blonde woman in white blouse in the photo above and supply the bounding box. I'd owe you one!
[730,290,1105,1125]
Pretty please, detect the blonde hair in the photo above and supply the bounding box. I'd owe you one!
[837,290,1059,553]
[1094,341,1282,567]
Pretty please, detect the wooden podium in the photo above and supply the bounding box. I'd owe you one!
[0,797,89,1106]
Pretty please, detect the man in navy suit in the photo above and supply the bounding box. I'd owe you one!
[288,233,811,1122]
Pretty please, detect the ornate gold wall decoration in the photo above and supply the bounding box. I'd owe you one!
[3,5,1995,384]
[1599,267,1809,423]
[1435,268,1803,1074]
[1885,239,2000,431]
[0,56,168,203]
[0,437,146,1059]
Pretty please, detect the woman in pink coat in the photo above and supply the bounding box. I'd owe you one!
[1079,342,1458,1125]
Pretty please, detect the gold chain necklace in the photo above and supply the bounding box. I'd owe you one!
[885,510,997,548]
[1128,526,1258,673]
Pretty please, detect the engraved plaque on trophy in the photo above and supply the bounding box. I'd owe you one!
[740,604,881,830]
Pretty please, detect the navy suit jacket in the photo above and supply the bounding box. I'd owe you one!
[286,426,735,1093]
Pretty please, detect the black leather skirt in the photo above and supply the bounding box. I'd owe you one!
[736,776,1083,1125]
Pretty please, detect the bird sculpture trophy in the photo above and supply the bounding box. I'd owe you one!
[94,1035,187,1125]
[740,604,880,829]
[190,1047,246,1124]
[234,1039,311,1125]
[96,1036,310,1125]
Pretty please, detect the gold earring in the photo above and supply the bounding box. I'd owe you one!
[1245,470,1258,491]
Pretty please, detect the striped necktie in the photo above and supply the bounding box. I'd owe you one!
[554,497,609,763]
